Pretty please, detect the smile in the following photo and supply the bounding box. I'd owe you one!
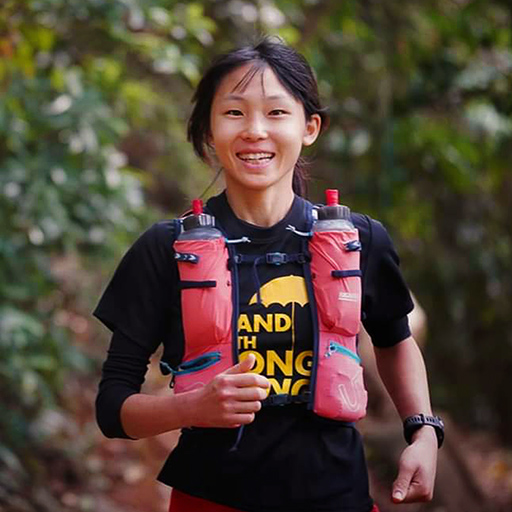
[236,152,275,163]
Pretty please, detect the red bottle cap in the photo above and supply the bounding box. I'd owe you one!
[192,198,203,215]
[325,189,339,207]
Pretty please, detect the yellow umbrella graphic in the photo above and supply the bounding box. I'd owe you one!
[249,275,309,348]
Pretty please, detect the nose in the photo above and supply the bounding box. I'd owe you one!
[241,115,268,141]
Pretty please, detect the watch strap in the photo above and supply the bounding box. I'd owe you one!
[403,414,444,448]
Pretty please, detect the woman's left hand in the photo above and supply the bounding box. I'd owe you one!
[391,426,438,503]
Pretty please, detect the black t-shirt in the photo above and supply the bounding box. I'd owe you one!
[94,192,414,512]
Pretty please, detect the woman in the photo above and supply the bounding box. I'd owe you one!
[95,38,441,512]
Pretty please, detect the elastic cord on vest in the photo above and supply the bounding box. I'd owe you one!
[229,424,245,452]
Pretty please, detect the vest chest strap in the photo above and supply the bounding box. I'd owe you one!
[231,251,311,266]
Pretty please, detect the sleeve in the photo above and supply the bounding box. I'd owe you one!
[359,216,414,347]
[95,329,152,439]
[93,221,181,357]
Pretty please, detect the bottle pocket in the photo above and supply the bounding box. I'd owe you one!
[313,333,367,421]
[174,238,232,349]
[310,231,362,336]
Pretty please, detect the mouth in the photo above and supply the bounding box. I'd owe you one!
[236,152,275,164]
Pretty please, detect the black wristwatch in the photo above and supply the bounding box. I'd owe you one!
[403,414,444,448]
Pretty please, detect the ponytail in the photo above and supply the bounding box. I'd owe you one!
[292,158,310,197]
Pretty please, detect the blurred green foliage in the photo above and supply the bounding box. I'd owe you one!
[1,0,512,508]
[0,0,215,506]
[290,0,512,441]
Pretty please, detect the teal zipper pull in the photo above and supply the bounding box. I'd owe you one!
[325,341,361,364]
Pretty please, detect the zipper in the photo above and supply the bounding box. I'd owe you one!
[325,341,361,364]
[173,352,222,376]
[160,352,221,388]
[177,352,222,372]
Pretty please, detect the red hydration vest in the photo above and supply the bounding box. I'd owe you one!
[162,211,368,422]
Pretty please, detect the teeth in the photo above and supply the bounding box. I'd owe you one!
[238,152,274,161]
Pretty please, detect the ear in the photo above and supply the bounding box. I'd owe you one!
[207,132,215,149]
[302,114,322,146]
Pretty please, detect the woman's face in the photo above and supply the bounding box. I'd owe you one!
[209,64,321,197]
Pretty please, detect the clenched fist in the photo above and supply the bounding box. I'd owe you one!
[188,353,270,428]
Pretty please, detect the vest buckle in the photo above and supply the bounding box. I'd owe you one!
[266,393,290,406]
[266,252,287,265]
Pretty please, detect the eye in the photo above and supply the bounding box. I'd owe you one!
[225,109,243,116]
[269,109,287,116]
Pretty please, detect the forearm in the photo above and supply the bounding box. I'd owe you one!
[120,390,198,439]
[99,330,269,440]
[376,337,439,502]
[374,336,433,419]
[121,354,269,438]
[96,329,196,440]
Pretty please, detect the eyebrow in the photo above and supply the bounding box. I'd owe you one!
[220,94,290,101]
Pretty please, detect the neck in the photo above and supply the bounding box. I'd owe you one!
[225,187,295,227]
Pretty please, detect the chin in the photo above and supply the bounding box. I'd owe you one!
[234,172,294,192]
[240,176,289,192]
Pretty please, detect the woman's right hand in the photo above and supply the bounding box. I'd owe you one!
[188,353,270,428]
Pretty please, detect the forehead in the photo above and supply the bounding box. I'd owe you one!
[214,63,296,101]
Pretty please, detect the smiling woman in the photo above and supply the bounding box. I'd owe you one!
[94,37,440,512]
[188,39,329,206]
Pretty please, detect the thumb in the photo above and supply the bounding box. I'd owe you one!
[224,353,256,375]
[392,466,414,503]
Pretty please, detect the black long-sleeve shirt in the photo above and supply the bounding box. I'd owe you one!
[94,191,413,512]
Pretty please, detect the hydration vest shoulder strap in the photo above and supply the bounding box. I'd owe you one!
[305,201,315,231]
[171,218,181,240]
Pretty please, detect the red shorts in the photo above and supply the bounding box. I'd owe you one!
[169,489,381,512]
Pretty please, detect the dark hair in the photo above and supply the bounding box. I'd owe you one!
[187,37,329,197]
